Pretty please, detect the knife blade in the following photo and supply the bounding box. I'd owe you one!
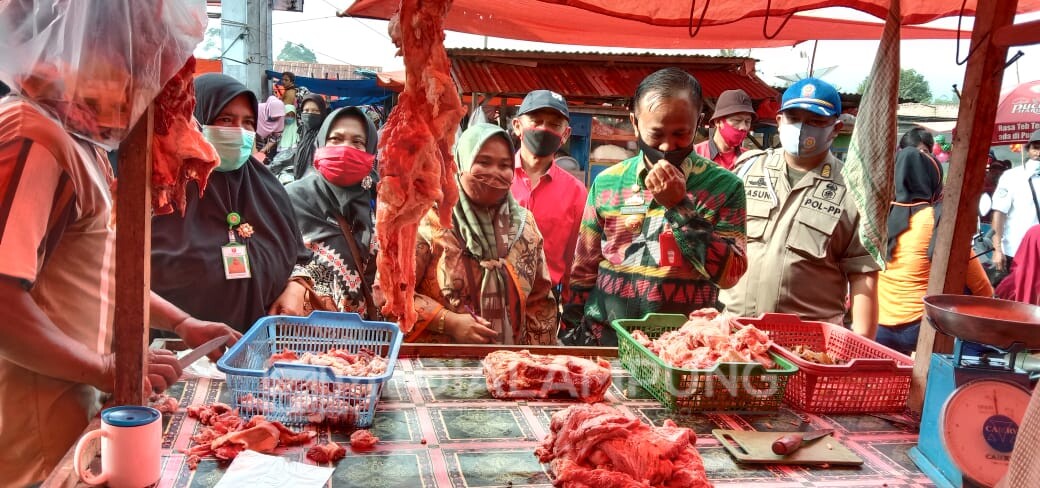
[771,429,833,456]
[177,336,230,368]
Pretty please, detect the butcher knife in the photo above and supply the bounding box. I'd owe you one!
[177,336,230,368]
[771,429,834,456]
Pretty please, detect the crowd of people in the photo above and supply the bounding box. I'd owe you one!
[2,15,1039,484]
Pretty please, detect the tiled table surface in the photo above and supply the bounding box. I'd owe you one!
[154,358,933,488]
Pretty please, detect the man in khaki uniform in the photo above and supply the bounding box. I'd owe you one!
[721,78,880,337]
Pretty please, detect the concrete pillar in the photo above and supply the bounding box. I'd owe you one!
[220,0,272,98]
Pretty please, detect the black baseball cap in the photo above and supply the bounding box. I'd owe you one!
[517,90,569,120]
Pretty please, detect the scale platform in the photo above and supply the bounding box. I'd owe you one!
[912,296,1039,488]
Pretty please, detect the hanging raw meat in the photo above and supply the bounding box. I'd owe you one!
[376,0,464,331]
[151,56,219,216]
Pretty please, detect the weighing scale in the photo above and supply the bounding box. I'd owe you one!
[910,295,1040,488]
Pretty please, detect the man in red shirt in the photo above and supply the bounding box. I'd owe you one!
[694,89,756,170]
[510,90,589,296]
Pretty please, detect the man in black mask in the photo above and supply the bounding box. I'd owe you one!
[510,90,588,297]
[561,68,748,346]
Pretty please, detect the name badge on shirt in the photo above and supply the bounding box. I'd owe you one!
[620,204,649,215]
[222,243,252,280]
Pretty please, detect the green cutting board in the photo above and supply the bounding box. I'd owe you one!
[712,429,864,466]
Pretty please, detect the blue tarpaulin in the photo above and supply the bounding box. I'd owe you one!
[266,70,392,107]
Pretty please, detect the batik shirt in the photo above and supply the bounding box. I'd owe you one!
[566,152,748,345]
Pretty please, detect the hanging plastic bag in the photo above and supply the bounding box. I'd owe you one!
[0,0,208,150]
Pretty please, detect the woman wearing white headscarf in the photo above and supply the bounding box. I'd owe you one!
[377,123,558,345]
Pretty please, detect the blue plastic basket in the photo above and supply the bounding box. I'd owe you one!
[216,312,403,427]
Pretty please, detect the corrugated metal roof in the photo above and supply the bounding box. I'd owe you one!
[450,58,777,101]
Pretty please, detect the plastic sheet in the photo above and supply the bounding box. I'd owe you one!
[0,0,207,150]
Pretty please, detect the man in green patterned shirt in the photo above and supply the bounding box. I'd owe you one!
[561,68,748,346]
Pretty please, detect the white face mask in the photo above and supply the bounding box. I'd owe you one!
[1026,158,1040,175]
[779,121,834,158]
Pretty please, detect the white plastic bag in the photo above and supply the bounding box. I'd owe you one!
[0,0,208,150]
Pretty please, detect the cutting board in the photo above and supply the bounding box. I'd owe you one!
[712,429,863,466]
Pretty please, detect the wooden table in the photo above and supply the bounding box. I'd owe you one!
[50,351,934,488]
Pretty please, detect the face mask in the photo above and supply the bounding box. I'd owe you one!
[1026,159,1040,175]
[779,121,833,158]
[301,113,324,131]
[313,145,375,187]
[521,127,563,158]
[460,171,511,206]
[718,120,749,147]
[633,121,694,167]
[203,126,255,172]
[636,137,693,167]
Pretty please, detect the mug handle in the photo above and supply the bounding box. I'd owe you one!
[74,429,109,486]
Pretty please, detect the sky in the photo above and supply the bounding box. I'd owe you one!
[196,1,1040,98]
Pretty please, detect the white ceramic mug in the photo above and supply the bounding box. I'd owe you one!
[74,405,162,487]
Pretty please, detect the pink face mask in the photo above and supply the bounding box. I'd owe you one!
[313,145,375,187]
[718,119,749,147]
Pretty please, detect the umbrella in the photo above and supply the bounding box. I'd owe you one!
[993,80,1040,145]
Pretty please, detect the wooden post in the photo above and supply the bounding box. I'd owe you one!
[113,106,153,406]
[908,0,1017,413]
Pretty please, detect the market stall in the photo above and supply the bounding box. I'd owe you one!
[65,342,932,488]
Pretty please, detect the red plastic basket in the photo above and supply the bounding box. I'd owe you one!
[737,313,914,413]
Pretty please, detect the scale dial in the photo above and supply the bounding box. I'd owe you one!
[941,379,1031,487]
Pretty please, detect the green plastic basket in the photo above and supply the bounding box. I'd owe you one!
[612,313,798,413]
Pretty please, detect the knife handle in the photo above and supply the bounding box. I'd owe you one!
[772,434,804,455]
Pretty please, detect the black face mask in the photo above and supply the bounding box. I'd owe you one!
[636,136,693,167]
[522,128,563,158]
[300,113,324,131]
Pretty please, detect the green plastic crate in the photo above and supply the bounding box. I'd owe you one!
[612,313,798,413]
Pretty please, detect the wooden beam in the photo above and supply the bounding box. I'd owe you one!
[113,106,153,406]
[994,19,1040,47]
[909,0,1017,413]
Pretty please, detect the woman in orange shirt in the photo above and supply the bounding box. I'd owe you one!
[878,129,992,355]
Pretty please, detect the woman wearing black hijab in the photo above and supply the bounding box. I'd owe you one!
[877,128,992,354]
[151,73,312,333]
[291,93,330,181]
[286,107,379,318]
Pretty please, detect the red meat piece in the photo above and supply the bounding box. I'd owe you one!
[307,441,347,464]
[268,348,299,364]
[349,429,380,451]
[151,56,219,216]
[182,404,315,469]
[535,404,711,488]
[483,350,613,403]
[149,393,179,414]
[377,0,465,331]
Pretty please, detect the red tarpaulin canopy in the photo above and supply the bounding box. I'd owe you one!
[531,0,1040,27]
[993,80,1040,145]
[347,0,963,49]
